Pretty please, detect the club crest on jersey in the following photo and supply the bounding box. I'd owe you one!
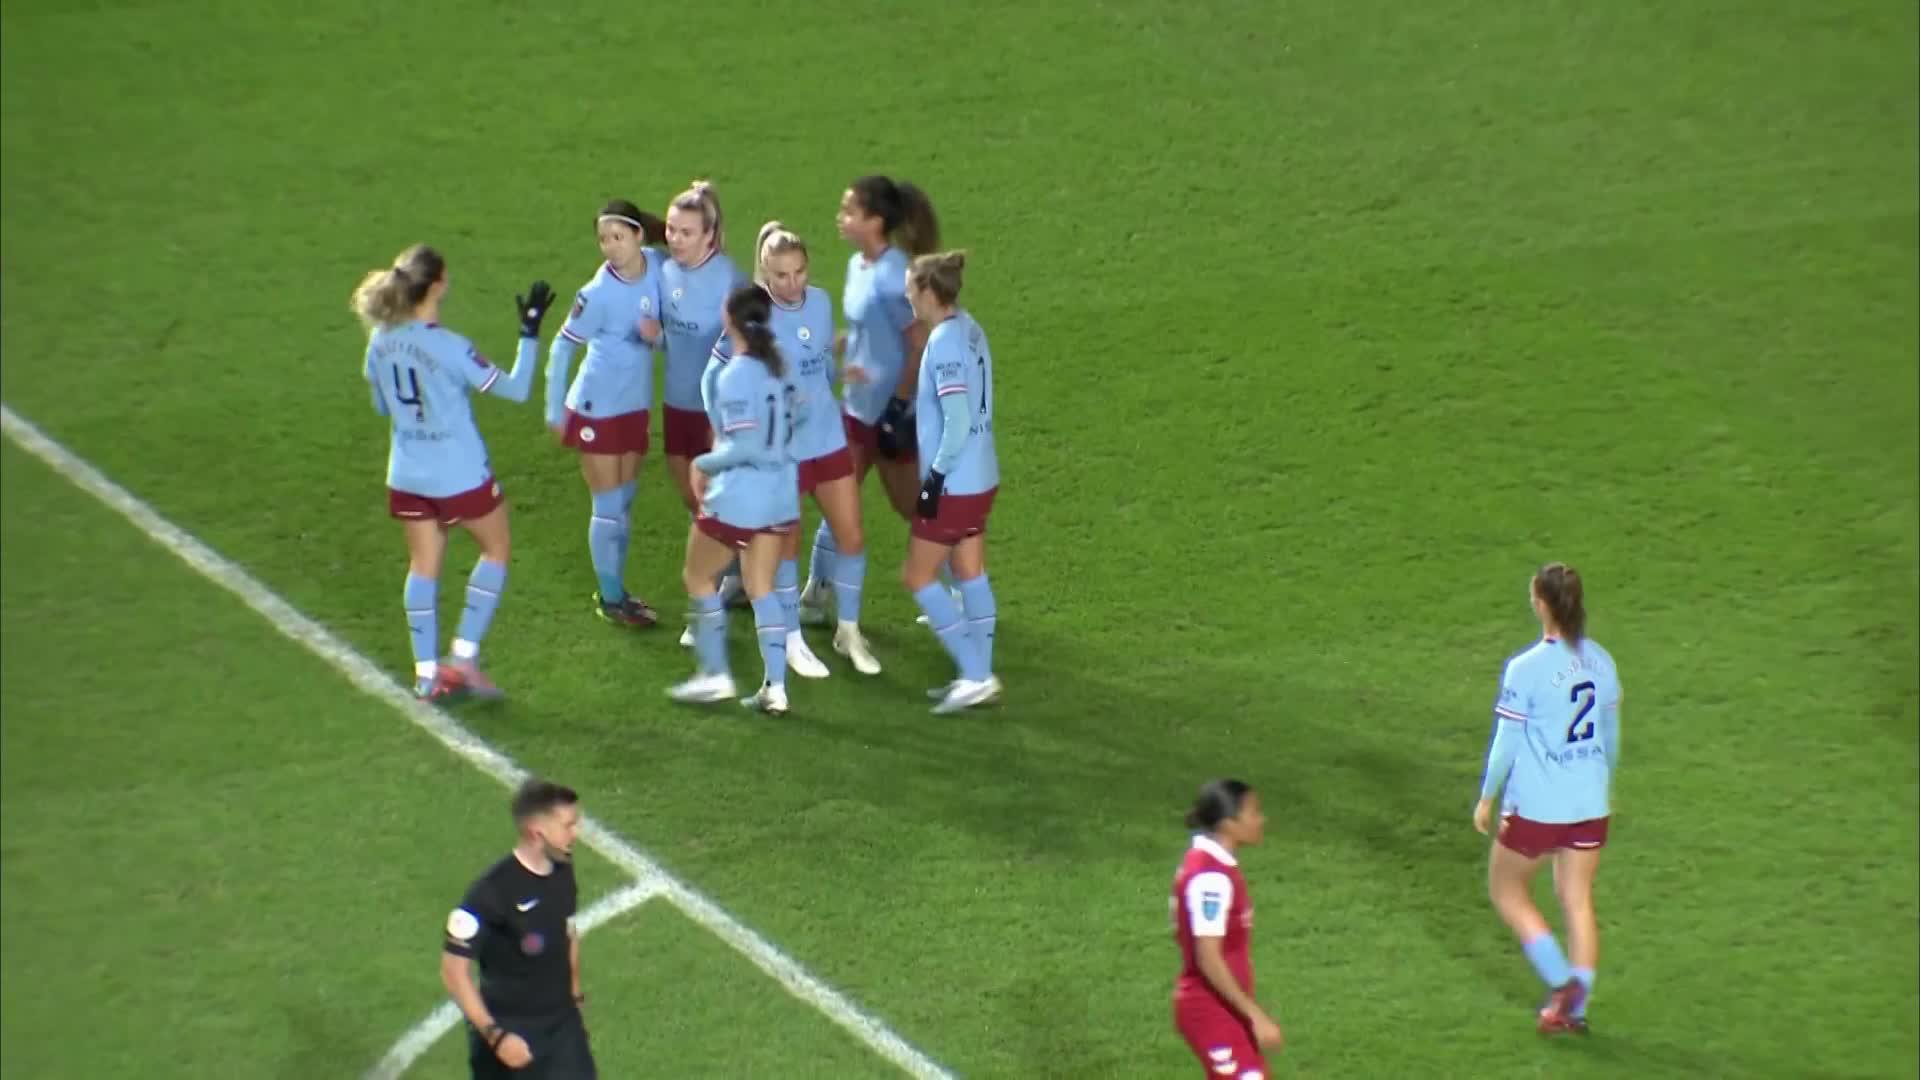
[521,931,546,956]
[671,287,684,301]
[1200,891,1222,921]
[797,326,812,342]
[639,297,653,314]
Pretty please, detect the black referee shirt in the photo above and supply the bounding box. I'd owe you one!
[443,853,579,1020]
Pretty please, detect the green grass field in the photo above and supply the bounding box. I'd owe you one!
[4,0,1917,1076]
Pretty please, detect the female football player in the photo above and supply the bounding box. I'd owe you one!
[353,244,552,700]
[544,199,668,629]
[799,175,941,621]
[901,251,1001,714]
[659,180,748,516]
[668,286,801,715]
[753,221,881,678]
[1171,779,1282,1078]
[1474,562,1621,1035]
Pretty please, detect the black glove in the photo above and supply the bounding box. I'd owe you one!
[875,396,913,460]
[517,280,555,339]
[917,469,945,519]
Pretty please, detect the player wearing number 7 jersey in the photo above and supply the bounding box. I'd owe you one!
[668,286,801,716]
[1475,562,1621,1036]
[904,250,1001,715]
[355,244,552,702]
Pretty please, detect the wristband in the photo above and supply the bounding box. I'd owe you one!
[482,1023,504,1047]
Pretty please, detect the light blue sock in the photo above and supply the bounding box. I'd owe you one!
[957,574,996,672]
[750,593,787,689]
[833,552,867,623]
[809,521,838,588]
[775,559,801,633]
[613,479,638,570]
[913,582,986,681]
[454,559,508,655]
[1522,932,1572,989]
[691,593,728,676]
[1570,966,1593,1017]
[403,573,437,671]
[589,488,626,602]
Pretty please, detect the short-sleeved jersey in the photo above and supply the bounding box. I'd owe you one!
[700,355,800,529]
[772,286,844,462]
[660,250,747,412]
[364,321,499,497]
[1494,637,1622,824]
[556,256,662,418]
[840,246,914,424]
[442,853,579,1020]
[914,309,999,494]
[1170,835,1255,1004]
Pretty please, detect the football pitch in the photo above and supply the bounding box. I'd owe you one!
[3,0,1916,1077]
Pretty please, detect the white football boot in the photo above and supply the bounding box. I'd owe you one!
[742,681,790,715]
[667,672,736,704]
[786,631,830,679]
[932,675,1002,715]
[832,623,883,675]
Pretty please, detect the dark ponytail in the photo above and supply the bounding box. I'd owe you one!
[726,285,783,377]
[1534,562,1587,645]
[1184,778,1253,832]
[851,174,942,257]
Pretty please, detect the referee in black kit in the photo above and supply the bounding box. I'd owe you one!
[441,778,596,1077]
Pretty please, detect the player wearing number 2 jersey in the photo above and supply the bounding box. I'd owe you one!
[1475,562,1621,1035]
[355,244,553,702]
[668,285,801,716]
[1171,779,1282,1079]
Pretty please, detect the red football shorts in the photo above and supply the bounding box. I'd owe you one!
[844,414,917,462]
[561,408,650,455]
[1498,814,1610,859]
[1174,995,1267,1079]
[663,406,713,458]
[388,478,503,525]
[798,447,855,495]
[911,486,996,545]
[695,514,797,550]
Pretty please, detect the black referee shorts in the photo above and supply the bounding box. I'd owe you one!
[468,1009,595,1080]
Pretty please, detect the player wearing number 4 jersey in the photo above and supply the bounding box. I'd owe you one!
[904,250,1001,715]
[669,285,801,715]
[1476,562,1621,1036]
[544,199,669,630]
[1171,779,1283,1079]
[355,243,552,702]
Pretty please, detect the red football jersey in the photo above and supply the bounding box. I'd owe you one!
[1170,834,1254,1002]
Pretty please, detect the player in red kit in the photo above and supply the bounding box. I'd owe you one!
[1170,778,1281,1079]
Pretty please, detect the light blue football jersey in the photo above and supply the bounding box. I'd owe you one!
[699,356,800,529]
[772,286,843,462]
[554,256,662,419]
[660,251,747,412]
[914,309,998,495]
[364,321,502,497]
[840,246,913,424]
[1493,637,1622,824]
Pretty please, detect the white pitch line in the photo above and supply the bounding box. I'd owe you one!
[364,879,663,1080]
[0,404,957,1080]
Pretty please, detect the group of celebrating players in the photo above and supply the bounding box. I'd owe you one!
[352,175,1002,718]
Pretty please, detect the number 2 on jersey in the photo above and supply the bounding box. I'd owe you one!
[390,364,425,421]
[1565,680,1596,743]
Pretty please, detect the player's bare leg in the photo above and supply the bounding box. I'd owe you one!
[876,456,919,522]
[739,532,790,714]
[670,526,738,704]
[665,454,699,515]
[581,452,656,628]
[444,504,511,700]
[813,473,879,674]
[1552,847,1601,1032]
[776,526,829,678]
[402,518,460,700]
[1489,839,1584,1034]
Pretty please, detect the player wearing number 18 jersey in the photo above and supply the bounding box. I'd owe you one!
[355,244,553,701]
[668,286,800,716]
[1475,562,1621,1035]
[1171,779,1282,1079]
